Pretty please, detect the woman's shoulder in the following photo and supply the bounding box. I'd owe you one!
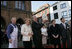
[55,24,60,27]
[41,27,43,30]
[41,28,47,30]
[22,24,26,27]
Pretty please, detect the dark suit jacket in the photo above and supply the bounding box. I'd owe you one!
[31,21,43,40]
[49,24,61,39]
[60,23,68,38]
[67,24,71,38]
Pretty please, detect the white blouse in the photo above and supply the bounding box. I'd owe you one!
[21,24,33,41]
[41,28,48,36]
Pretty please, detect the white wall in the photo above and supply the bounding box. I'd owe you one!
[50,1,71,24]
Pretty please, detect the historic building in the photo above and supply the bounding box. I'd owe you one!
[33,4,50,26]
[1,1,32,31]
[50,1,71,24]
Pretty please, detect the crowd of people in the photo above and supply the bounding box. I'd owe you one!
[2,16,71,48]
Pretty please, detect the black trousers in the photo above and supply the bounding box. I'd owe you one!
[23,40,32,48]
[62,38,67,48]
[51,38,61,48]
[67,38,71,48]
[33,36,43,48]
[54,42,61,48]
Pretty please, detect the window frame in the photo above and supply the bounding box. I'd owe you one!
[22,1,25,10]
[15,1,25,11]
[54,12,58,19]
[60,3,66,9]
[19,1,22,9]
[3,1,7,6]
[53,5,57,11]
[61,11,67,18]
[68,9,71,17]
[15,1,19,9]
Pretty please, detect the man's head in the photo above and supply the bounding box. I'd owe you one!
[42,20,46,23]
[51,19,56,25]
[33,16,37,22]
[60,18,65,23]
[11,17,16,24]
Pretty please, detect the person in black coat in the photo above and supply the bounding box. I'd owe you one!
[60,18,68,48]
[67,20,71,48]
[1,30,3,45]
[49,20,61,48]
[32,16,43,48]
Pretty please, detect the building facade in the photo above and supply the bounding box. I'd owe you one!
[1,1,32,31]
[34,4,50,23]
[50,1,71,24]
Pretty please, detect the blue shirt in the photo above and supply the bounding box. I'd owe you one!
[7,23,17,39]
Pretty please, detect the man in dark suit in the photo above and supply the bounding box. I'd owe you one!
[60,18,68,48]
[67,20,71,48]
[32,16,43,48]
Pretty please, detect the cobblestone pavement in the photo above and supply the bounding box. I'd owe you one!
[1,41,24,48]
[1,40,35,48]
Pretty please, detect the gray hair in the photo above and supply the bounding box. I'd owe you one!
[11,17,16,21]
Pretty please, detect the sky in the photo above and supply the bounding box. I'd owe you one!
[31,1,58,12]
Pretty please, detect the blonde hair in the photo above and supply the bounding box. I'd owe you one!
[25,18,31,23]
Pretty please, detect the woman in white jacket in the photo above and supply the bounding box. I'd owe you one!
[21,18,33,48]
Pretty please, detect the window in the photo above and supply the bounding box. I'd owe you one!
[60,3,66,9]
[1,1,7,6]
[3,1,7,6]
[22,2,25,10]
[53,5,57,11]
[1,1,2,5]
[15,1,18,8]
[19,1,22,9]
[54,13,58,19]
[62,11,67,18]
[69,9,71,17]
[15,1,25,10]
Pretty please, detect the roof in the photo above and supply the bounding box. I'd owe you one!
[51,1,60,6]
